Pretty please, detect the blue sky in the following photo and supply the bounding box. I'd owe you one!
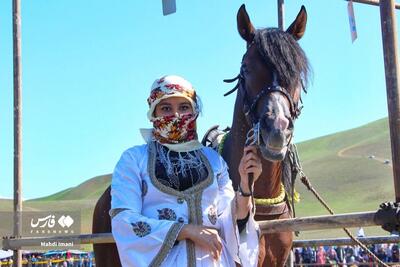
[0,0,394,199]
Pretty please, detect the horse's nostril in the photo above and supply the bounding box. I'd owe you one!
[274,116,289,131]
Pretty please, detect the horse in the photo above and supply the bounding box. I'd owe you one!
[220,5,310,267]
[91,4,310,267]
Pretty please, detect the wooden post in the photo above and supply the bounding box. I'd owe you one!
[278,0,284,30]
[379,0,400,202]
[12,0,22,265]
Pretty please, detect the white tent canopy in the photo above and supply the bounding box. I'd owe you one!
[0,250,13,260]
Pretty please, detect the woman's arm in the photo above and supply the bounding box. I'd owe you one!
[177,224,222,260]
[111,148,183,267]
[236,146,262,219]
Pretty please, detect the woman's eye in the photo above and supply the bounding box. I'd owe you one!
[180,105,190,111]
[161,106,171,112]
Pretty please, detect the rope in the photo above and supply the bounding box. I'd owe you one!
[290,145,390,267]
[255,183,286,206]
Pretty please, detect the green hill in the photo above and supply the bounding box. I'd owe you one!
[294,117,393,239]
[28,174,111,201]
[0,117,395,241]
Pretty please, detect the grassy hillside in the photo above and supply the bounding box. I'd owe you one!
[294,118,393,239]
[0,117,395,242]
[29,174,111,201]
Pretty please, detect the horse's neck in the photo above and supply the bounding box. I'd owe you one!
[255,159,283,198]
[221,92,249,189]
[222,93,283,198]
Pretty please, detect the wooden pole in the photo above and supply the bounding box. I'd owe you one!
[278,0,284,30]
[12,0,22,265]
[379,0,400,202]
[346,0,400,9]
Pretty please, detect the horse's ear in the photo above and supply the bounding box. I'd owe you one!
[237,4,255,43]
[286,5,307,41]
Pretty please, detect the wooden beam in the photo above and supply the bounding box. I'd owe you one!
[380,0,400,202]
[2,211,388,250]
[345,0,400,9]
[293,235,400,247]
[12,0,22,265]
[258,211,377,233]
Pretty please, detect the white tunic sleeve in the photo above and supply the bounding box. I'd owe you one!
[216,156,260,267]
[110,148,183,267]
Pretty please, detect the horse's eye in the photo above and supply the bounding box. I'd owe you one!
[287,118,294,129]
[241,64,250,75]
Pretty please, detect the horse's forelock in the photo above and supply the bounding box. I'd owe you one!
[254,28,310,95]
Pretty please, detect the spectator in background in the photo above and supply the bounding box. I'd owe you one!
[392,244,399,262]
[327,246,339,266]
[302,246,314,264]
[345,245,354,258]
[335,246,345,263]
[357,250,370,267]
[294,248,302,266]
[377,246,388,262]
[31,255,38,267]
[386,244,393,262]
[316,246,327,267]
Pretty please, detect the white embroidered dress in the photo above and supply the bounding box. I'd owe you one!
[110,142,259,267]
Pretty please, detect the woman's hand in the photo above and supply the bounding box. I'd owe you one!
[238,146,262,193]
[177,224,222,260]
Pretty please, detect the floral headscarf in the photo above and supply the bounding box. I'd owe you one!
[142,75,203,152]
[147,75,199,120]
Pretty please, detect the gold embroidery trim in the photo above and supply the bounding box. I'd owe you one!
[147,142,214,267]
[149,222,184,267]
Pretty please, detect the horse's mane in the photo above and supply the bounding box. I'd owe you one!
[254,28,310,93]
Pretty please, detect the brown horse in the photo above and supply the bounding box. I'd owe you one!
[220,5,310,267]
[92,4,310,267]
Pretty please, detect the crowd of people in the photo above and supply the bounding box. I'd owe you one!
[0,251,94,267]
[294,243,400,266]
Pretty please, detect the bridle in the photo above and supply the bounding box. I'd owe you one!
[224,41,303,130]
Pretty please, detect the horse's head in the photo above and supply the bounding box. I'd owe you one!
[235,4,310,162]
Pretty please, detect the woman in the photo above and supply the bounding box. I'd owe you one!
[110,75,261,267]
